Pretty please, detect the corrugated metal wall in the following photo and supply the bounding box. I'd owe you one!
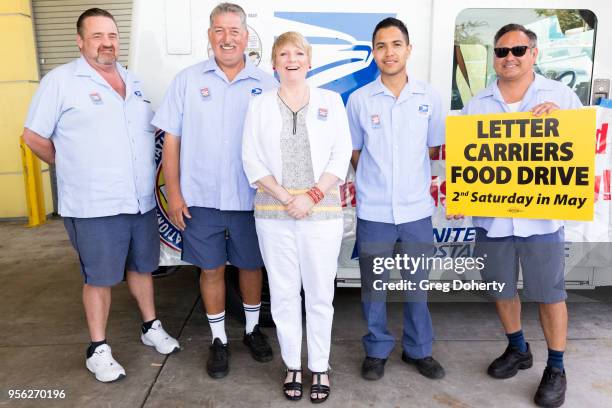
[32,0,133,77]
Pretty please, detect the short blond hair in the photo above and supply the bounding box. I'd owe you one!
[271,31,312,67]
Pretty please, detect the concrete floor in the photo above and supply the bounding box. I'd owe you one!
[1,218,611,408]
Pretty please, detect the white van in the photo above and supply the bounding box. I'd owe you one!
[129,0,612,295]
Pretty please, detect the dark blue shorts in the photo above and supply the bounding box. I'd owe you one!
[63,210,160,287]
[474,228,567,303]
[181,207,264,270]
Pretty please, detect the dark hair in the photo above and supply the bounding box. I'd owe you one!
[372,17,409,45]
[77,8,117,37]
[494,23,537,47]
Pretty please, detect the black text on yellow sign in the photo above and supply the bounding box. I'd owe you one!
[446,109,596,220]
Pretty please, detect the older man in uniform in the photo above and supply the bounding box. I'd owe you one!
[459,24,582,408]
[152,2,277,379]
[23,8,179,383]
[347,17,446,382]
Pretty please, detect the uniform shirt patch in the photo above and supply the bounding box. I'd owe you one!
[371,114,381,128]
[318,108,328,120]
[89,93,103,105]
[418,104,430,115]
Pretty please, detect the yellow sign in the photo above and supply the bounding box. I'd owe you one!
[446,109,596,220]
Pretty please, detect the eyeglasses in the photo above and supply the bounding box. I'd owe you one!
[493,46,532,58]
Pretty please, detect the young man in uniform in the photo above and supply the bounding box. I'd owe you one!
[347,17,446,382]
[23,8,179,383]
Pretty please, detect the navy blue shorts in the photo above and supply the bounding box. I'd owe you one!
[181,207,264,270]
[63,210,160,287]
[474,228,567,303]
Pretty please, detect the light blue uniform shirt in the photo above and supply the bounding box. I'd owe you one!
[25,56,156,218]
[347,76,445,224]
[461,73,583,237]
[152,58,277,211]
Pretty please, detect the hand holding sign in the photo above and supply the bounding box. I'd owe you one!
[530,101,560,116]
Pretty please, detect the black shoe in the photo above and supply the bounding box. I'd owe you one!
[310,371,331,404]
[487,342,533,379]
[283,368,303,401]
[401,352,446,379]
[534,366,567,408]
[243,324,273,362]
[206,338,229,379]
[361,356,387,381]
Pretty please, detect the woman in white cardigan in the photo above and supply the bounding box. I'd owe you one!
[242,32,351,403]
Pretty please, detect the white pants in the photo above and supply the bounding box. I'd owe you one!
[255,218,343,372]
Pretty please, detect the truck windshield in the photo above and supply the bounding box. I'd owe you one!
[452,8,597,109]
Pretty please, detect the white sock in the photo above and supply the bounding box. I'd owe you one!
[243,303,261,334]
[207,311,227,344]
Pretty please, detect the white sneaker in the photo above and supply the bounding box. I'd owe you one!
[85,344,126,383]
[141,320,180,354]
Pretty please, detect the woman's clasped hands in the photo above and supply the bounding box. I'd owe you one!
[284,194,314,219]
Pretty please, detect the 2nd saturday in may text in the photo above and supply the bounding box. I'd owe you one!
[451,191,587,209]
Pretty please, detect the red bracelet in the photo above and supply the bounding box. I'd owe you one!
[306,190,319,204]
[307,186,325,204]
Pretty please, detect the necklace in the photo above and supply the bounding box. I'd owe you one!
[278,86,309,113]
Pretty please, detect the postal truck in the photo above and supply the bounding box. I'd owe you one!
[127,0,612,304]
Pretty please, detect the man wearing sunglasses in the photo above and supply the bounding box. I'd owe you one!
[458,24,582,408]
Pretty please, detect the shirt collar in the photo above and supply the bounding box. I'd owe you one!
[202,56,262,82]
[369,75,425,102]
[74,55,131,86]
[477,72,553,101]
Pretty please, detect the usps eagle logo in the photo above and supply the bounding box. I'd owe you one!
[273,11,394,104]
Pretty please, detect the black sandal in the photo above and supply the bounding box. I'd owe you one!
[310,371,330,404]
[283,368,302,401]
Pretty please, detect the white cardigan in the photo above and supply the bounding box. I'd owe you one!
[242,86,352,188]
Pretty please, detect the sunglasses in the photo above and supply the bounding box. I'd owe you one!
[493,46,532,58]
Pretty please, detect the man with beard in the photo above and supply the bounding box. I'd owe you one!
[23,8,179,383]
[153,3,277,379]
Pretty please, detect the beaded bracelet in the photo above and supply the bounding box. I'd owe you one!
[306,186,325,204]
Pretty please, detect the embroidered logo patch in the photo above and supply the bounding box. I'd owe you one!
[251,87,262,95]
[371,114,381,128]
[89,93,103,105]
[418,104,429,115]
[318,108,328,120]
[134,90,142,97]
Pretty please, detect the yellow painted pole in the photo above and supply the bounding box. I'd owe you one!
[20,135,46,227]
